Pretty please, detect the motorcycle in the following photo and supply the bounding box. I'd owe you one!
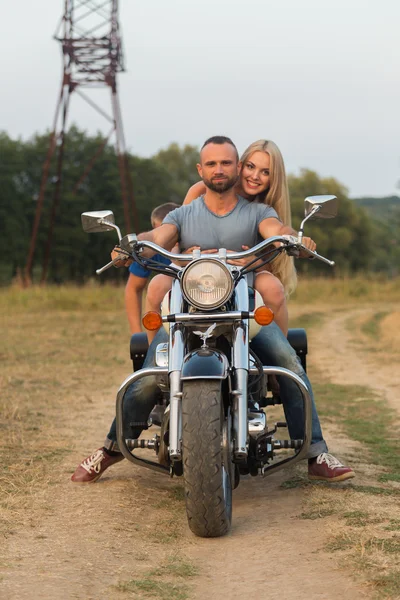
[81,194,337,538]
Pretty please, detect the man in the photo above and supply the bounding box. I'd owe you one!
[72,136,354,484]
[125,202,179,334]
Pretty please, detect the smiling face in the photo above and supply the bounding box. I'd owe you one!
[197,143,240,193]
[240,151,271,198]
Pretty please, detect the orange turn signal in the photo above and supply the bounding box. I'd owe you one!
[254,306,274,326]
[142,311,163,331]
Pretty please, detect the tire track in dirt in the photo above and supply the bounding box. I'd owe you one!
[304,304,400,415]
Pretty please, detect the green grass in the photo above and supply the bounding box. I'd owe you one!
[313,381,400,479]
[361,311,389,337]
[379,472,400,483]
[347,485,400,497]
[289,311,325,330]
[343,511,384,527]
[364,537,400,555]
[326,532,355,552]
[370,571,400,599]
[116,578,189,600]
[280,475,309,489]
[300,507,335,520]
[383,520,400,532]
[115,555,198,599]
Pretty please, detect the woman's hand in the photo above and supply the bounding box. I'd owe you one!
[183,246,218,255]
[226,245,263,267]
[179,246,218,266]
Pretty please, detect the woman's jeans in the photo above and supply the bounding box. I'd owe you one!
[105,323,328,459]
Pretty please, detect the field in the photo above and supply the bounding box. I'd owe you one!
[1,278,400,599]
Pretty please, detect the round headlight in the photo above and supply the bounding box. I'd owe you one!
[182,259,234,310]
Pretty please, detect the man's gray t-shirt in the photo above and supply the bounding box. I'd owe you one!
[163,196,279,251]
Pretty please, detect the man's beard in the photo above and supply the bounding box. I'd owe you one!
[203,174,238,193]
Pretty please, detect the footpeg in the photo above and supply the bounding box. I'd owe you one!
[126,436,159,450]
[263,395,282,406]
[273,439,303,450]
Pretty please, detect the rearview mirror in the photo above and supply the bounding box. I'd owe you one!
[81,210,122,241]
[304,195,338,219]
[81,210,115,233]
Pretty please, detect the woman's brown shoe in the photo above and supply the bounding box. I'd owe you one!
[71,448,124,483]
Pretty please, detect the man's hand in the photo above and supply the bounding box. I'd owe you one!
[111,246,133,268]
[298,236,316,258]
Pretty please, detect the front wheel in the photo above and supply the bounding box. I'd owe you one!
[182,380,233,537]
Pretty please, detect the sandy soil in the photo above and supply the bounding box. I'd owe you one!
[3,306,394,600]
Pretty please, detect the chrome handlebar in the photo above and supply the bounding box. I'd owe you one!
[134,235,335,267]
[95,234,334,274]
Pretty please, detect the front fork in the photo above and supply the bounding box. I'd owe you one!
[167,279,184,461]
[232,278,250,459]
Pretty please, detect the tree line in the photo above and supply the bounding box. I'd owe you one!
[0,126,398,284]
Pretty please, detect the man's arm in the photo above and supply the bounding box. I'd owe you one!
[125,273,148,334]
[258,218,316,252]
[137,223,179,256]
[112,223,179,265]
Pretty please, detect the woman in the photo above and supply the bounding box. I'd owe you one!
[145,140,297,338]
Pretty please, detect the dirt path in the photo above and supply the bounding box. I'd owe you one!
[302,304,400,415]
[2,307,382,600]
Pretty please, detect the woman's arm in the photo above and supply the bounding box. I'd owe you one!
[183,181,207,205]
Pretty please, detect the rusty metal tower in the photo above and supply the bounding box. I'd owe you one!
[25,0,137,284]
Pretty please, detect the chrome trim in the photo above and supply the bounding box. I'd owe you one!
[170,278,183,315]
[137,235,289,263]
[163,311,255,323]
[233,367,248,458]
[168,322,185,460]
[232,278,250,458]
[256,366,312,475]
[116,367,169,475]
[169,370,182,461]
[248,411,267,435]
[155,343,168,367]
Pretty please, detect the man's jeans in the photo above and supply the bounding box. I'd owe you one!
[105,323,328,459]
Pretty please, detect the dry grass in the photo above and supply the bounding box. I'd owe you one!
[0,285,128,536]
[300,488,400,598]
[292,275,400,305]
[1,284,196,597]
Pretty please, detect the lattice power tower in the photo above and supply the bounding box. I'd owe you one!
[25,0,137,283]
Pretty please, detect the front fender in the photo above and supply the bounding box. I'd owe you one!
[181,348,229,380]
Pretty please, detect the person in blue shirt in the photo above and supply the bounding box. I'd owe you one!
[125,203,179,333]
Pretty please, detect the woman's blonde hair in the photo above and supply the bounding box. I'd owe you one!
[240,140,297,296]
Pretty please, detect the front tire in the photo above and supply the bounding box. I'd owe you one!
[182,380,233,537]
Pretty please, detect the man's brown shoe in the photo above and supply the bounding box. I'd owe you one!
[308,453,355,483]
[71,448,124,483]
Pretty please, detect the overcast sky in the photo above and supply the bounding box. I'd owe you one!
[2,0,399,198]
